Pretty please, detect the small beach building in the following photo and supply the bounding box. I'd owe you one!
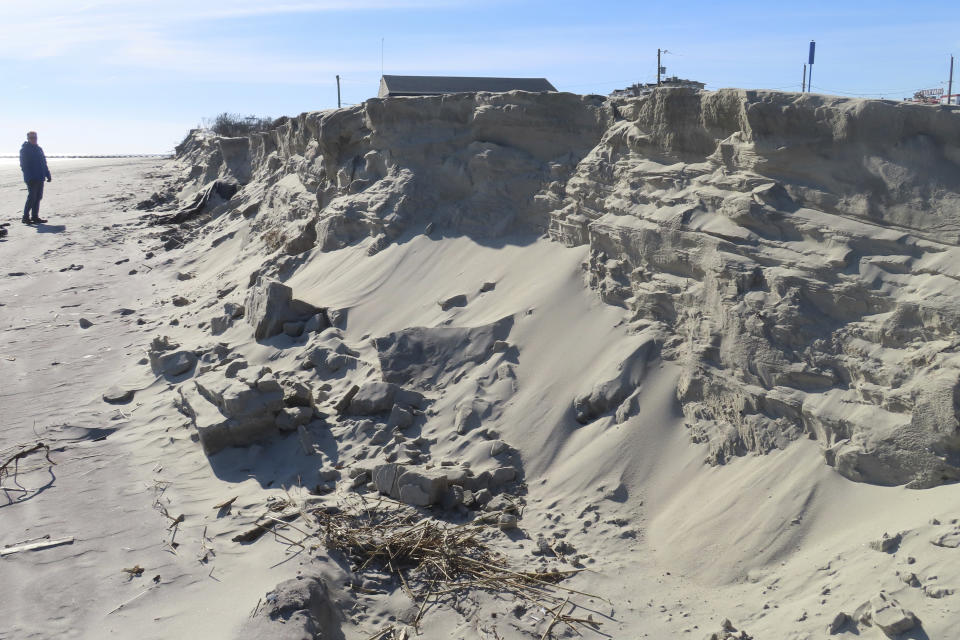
[378,75,557,98]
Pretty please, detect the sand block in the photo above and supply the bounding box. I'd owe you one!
[869,532,902,553]
[373,316,514,386]
[179,371,285,454]
[148,335,197,378]
[152,350,195,377]
[224,302,244,318]
[275,406,313,432]
[279,378,313,407]
[373,463,449,506]
[210,315,231,335]
[387,405,414,430]
[827,612,851,634]
[346,382,424,415]
[347,382,399,415]
[858,593,918,636]
[102,387,134,404]
[303,313,328,334]
[245,277,324,340]
[211,302,245,336]
[490,466,518,486]
[398,484,431,507]
[237,575,339,640]
[454,402,480,435]
[305,332,360,374]
[438,293,467,311]
[372,462,402,494]
[932,526,960,548]
[255,373,283,394]
[924,584,955,599]
[441,465,472,487]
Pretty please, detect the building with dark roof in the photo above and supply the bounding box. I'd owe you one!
[378,75,557,98]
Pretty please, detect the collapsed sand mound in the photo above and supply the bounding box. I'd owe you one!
[164,88,960,489]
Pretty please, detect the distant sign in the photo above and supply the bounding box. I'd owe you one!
[808,41,816,65]
[918,88,944,97]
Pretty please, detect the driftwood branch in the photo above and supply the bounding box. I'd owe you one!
[0,441,54,486]
[0,536,74,557]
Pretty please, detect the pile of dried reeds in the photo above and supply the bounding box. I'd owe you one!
[303,495,603,635]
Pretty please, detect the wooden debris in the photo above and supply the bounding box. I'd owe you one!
[213,496,238,510]
[106,588,152,615]
[0,536,74,557]
[232,507,302,543]
[0,441,54,486]
[122,565,144,577]
[366,626,409,640]
[540,597,569,640]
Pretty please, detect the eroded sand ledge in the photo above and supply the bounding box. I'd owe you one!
[2,89,960,639]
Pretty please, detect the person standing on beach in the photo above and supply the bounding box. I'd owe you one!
[19,131,51,224]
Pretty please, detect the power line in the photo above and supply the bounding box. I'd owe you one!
[808,82,945,97]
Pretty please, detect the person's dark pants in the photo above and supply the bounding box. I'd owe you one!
[23,180,44,220]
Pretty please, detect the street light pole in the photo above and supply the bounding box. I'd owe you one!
[949,55,955,105]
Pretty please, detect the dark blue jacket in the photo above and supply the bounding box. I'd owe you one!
[20,142,51,182]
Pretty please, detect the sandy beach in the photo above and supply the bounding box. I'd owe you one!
[2,89,960,640]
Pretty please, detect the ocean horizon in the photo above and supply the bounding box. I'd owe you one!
[0,154,171,165]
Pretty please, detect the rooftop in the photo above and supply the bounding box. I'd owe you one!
[379,75,557,98]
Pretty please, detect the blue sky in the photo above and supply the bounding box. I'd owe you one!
[1,0,958,154]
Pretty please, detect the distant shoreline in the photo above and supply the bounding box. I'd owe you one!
[0,154,173,159]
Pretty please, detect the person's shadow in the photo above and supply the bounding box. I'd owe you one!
[34,224,66,234]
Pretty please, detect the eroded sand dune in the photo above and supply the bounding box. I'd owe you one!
[176,88,960,489]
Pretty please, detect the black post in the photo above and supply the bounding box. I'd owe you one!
[336,75,341,109]
[657,48,661,86]
[949,55,955,105]
[807,40,816,93]
[802,64,807,92]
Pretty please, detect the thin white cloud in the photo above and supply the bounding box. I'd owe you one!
[0,1,623,86]
[0,0,473,59]
[110,34,377,82]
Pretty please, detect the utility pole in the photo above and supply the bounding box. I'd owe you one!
[802,64,807,92]
[336,75,341,109]
[807,40,816,93]
[657,48,669,86]
[949,54,955,105]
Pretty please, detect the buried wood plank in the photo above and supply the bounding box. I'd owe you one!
[1,536,75,557]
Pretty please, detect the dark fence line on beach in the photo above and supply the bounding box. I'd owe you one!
[0,154,173,159]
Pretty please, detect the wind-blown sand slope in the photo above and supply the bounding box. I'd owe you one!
[1,90,959,640]
[178,88,960,488]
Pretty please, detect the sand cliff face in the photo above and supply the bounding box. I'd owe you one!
[173,89,960,489]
